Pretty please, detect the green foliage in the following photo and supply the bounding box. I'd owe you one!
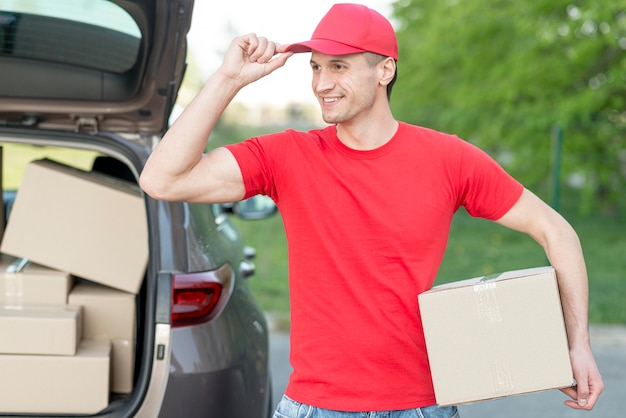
[391,0,626,215]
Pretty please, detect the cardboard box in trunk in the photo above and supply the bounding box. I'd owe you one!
[69,281,136,393]
[0,339,111,414]
[418,266,574,406]
[0,159,148,294]
[0,255,73,306]
[0,305,82,355]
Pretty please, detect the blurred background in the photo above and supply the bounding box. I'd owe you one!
[178,0,626,327]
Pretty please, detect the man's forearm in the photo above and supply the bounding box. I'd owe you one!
[543,221,591,349]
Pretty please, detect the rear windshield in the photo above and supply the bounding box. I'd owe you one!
[0,0,141,73]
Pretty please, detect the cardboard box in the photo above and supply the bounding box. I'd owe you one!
[0,159,148,294]
[0,254,73,306]
[69,281,136,393]
[0,339,111,414]
[0,304,82,355]
[418,266,574,406]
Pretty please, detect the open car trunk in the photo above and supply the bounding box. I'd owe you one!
[0,0,192,412]
[0,137,154,416]
[0,130,273,418]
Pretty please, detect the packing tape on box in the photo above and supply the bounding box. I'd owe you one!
[476,279,513,396]
[3,258,30,308]
[6,258,30,274]
[473,280,502,322]
[490,362,515,397]
[4,273,24,308]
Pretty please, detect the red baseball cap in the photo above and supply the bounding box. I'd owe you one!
[285,3,398,61]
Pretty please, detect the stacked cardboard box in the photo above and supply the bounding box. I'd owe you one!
[419,266,574,406]
[0,258,79,359]
[0,304,82,355]
[0,256,111,413]
[0,257,73,306]
[0,159,147,414]
[69,281,136,394]
[0,340,111,414]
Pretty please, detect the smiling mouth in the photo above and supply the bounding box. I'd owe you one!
[322,97,339,104]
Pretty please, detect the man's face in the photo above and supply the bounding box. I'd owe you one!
[309,52,382,125]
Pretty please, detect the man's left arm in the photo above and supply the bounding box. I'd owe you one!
[495,188,604,410]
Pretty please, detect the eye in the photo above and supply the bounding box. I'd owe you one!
[310,63,321,71]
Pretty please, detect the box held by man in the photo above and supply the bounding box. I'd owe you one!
[418,266,574,406]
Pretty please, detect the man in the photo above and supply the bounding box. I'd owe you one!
[140,3,603,417]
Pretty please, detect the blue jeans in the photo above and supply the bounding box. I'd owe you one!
[273,395,460,418]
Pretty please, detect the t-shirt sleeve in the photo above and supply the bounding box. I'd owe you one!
[224,133,284,201]
[456,140,524,220]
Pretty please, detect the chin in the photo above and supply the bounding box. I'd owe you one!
[320,111,345,125]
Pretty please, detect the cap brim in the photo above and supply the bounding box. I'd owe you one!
[285,39,367,56]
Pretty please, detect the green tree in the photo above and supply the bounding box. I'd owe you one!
[391,0,626,215]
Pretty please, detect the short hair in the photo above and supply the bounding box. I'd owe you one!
[364,52,397,102]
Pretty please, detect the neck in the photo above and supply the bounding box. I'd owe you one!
[336,110,398,151]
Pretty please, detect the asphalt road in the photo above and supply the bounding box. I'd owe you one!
[269,324,626,417]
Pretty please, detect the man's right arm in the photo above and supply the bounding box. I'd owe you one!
[139,34,292,203]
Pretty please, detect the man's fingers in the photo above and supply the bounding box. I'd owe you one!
[560,382,602,411]
[559,386,577,400]
[222,34,292,85]
[561,345,604,411]
[246,36,279,64]
[575,380,590,408]
[264,50,293,72]
[247,36,268,62]
[583,378,604,410]
[245,36,293,73]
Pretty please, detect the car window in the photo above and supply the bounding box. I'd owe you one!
[0,0,141,73]
[2,142,99,189]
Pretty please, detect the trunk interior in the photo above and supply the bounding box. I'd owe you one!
[0,138,149,416]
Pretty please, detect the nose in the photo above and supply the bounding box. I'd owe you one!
[313,69,334,94]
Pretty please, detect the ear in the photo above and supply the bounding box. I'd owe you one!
[379,57,396,87]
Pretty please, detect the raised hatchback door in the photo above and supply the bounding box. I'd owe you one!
[0,0,194,134]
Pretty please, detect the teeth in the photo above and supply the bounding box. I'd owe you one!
[323,98,338,103]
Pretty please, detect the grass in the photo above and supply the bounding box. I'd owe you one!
[570,215,626,323]
[234,204,626,325]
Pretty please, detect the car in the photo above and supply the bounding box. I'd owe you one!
[0,1,276,417]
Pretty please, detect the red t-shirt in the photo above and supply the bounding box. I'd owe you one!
[226,122,523,411]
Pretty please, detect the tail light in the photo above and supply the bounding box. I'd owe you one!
[171,265,231,327]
